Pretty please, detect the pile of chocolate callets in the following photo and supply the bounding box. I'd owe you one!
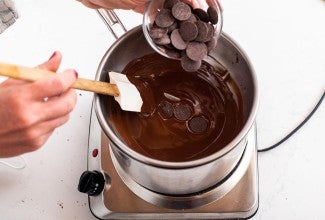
[149,0,219,72]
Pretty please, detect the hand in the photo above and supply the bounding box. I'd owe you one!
[77,0,147,13]
[190,0,222,9]
[77,0,221,14]
[0,51,78,158]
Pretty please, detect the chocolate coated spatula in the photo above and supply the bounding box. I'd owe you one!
[0,62,143,112]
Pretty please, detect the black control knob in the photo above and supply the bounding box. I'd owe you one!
[78,171,105,196]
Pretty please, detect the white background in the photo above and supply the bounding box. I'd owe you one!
[0,0,324,219]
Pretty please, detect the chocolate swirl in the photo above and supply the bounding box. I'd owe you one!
[107,53,243,162]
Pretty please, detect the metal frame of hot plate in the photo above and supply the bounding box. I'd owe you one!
[85,101,259,220]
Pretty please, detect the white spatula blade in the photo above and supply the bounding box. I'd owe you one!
[109,71,143,112]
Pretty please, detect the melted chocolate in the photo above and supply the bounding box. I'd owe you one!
[107,53,243,162]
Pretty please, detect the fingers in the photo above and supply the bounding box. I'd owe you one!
[0,78,28,87]
[128,0,147,13]
[187,0,222,10]
[37,51,62,72]
[0,114,70,157]
[0,51,78,157]
[77,0,101,9]
[28,69,78,100]
[38,88,77,121]
[207,0,223,11]
[77,0,146,12]
[17,114,70,145]
[0,132,53,157]
[132,3,147,13]
[0,51,63,89]
[206,0,216,7]
[30,50,77,99]
[190,0,205,9]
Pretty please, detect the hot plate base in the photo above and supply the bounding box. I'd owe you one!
[86,106,259,219]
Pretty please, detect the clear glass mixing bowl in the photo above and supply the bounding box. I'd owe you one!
[142,0,223,60]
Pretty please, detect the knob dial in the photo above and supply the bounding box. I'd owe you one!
[78,171,105,196]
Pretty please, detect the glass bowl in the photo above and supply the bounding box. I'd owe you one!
[142,0,223,60]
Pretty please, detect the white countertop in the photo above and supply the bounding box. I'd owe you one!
[0,0,324,219]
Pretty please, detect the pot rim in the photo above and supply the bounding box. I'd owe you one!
[94,27,259,169]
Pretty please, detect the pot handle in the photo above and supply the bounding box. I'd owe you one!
[97,9,127,39]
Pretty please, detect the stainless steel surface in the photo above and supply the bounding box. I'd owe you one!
[94,25,259,195]
[109,132,252,209]
[97,9,127,40]
[87,106,259,219]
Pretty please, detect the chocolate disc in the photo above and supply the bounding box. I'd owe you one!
[173,103,192,121]
[195,20,209,42]
[205,23,214,42]
[172,2,192,21]
[181,54,202,72]
[164,43,176,49]
[188,115,209,134]
[155,9,175,28]
[165,48,182,59]
[207,6,218,24]
[185,14,197,23]
[149,27,168,39]
[171,29,188,50]
[153,34,171,45]
[163,0,179,9]
[158,101,174,119]
[186,42,208,61]
[179,21,198,41]
[167,21,178,33]
[193,8,209,22]
[206,37,217,52]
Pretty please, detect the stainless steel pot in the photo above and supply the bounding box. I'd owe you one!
[94,10,258,196]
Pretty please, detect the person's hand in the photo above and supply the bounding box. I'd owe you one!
[0,51,78,158]
[77,0,222,14]
[190,0,222,10]
[77,0,147,13]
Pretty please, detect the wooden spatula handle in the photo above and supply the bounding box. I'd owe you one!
[0,62,119,96]
[73,78,119,96]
